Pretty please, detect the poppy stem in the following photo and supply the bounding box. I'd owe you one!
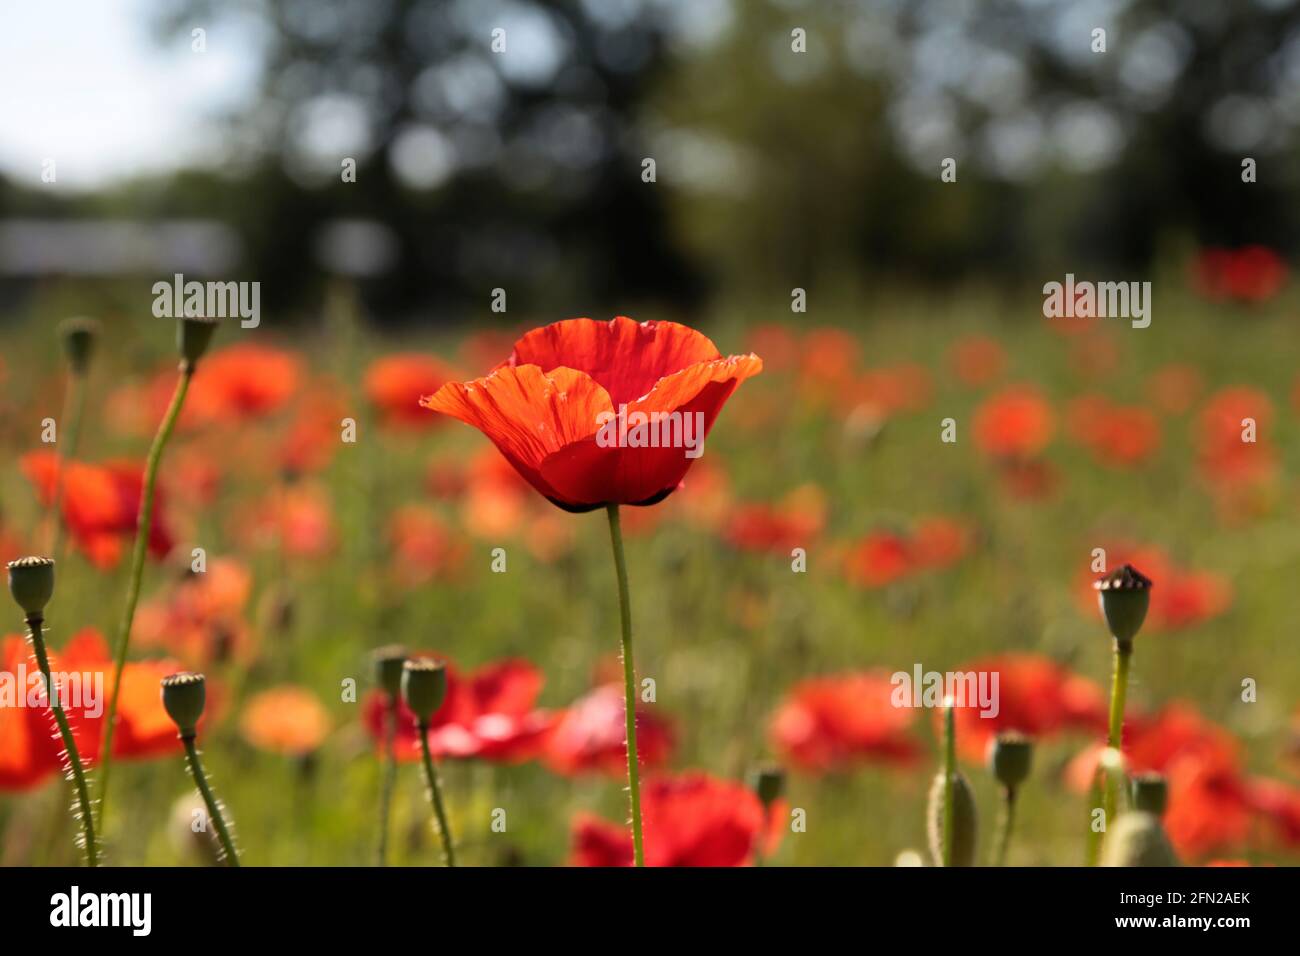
[1100,638,1133,854]
[181,735,240,866]
[26,613,98,867]
[377,700,398,866]
[605,503,645,867]
[994,785,1017,867]
[941,699,955,867]
[416,722,457,866]
[49,370,88,563]
[97,364,193,829]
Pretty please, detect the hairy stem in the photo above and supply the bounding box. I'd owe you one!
[606,504,644,867]
[182,736,240,866]
[27,614,97,866]
[417,723,456,866]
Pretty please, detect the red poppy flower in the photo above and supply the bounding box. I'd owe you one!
[1196,386,1275,487]
[946,654,1107,763]
[544,683,674,777]
[134,558,254,667]
[1066,395,1161,467]
[187,344,303,423]
[1191,246,1288,303]
[365,354,461,428]
[387,505,464,586]
[973,385,1054,459]
[421,317,761,512]
[56,628,189,763]
[240,686,331,756]
[842,516,971,588]
[362,657,553,763]
[570,771,783,866]
[21,452,173,568]
[770,671,919,772]
[949,335,1006,388]
[722,484,827,554]
[0,634,63,790]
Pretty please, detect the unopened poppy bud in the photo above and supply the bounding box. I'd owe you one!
[177,316,219,368]
[927,769,978,867]
[1094,564,1152,645]
[372,645,408,700]
[7,557,55,617]
[748,763,786,808]
[988,731,1033,790]
[1131,773,1169,817]
[401,658,447,724]
[1101,811,1179,867]
[161,672,207,737]
[59,316,100,375]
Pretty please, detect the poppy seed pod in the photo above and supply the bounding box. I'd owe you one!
[1131,773,1169,817]
[927,769,978,867]
[372,645,408,700]
[401,658,448,724]
[1101,811,1180,867]
[177,316,219,368]
[988,732,1033,790]
[161,672,207,737]
[7,557,55,617]
[59,316,100,375]
[1094,564,1152,645]
[748,763,786,808]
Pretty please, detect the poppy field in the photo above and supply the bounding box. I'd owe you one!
[2,272,1299,869]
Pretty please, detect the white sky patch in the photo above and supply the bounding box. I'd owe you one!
[0,0,263,190]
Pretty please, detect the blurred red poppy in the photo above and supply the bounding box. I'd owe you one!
[946,654,1107,763]
[544,683,674,777]
[1191,246,1288,303]
[723,484,827,554]
[973,385,1054,459]
[570,771,783,866]
[1196,386,1275,487]
[362,656,553,762]
[843,516,971,588]
[240,686,331,756]
[422,317,761,512]
[0,634,63,790]
[186,344,303,423]
[366,354,461,428]
[134,558,254,667]
[1147,363,1203,415]
[387,505,465,586]
[21,452,173,568]
[949,335,1007,387]
[1066,395,1161,467]
[770,671,919,771]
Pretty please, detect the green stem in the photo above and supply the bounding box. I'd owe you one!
[181,736,240,866]
[417,723,457,866]
[941,700,955,867]
[97,365,193,826]
[27,614,98,866]
[994,785,1017,867]
[1100,639,1132,854]
[606,504,645,868]
[50,372,88,563]
[377,699,397,866]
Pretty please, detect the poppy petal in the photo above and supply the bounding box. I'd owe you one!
[506,317,722,405]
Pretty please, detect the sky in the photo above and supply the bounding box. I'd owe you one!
[0,0,262,190]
